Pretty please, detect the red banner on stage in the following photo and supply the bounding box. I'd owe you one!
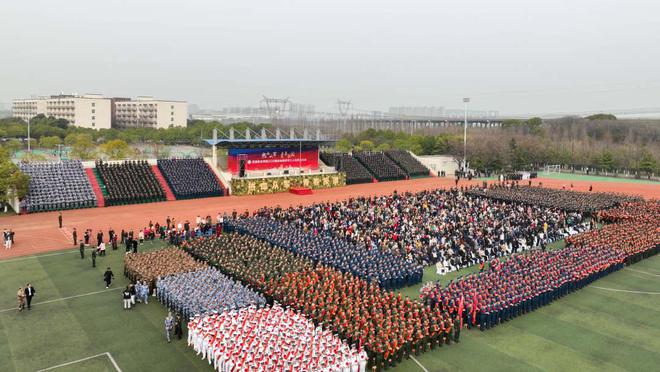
[227,147,318,174]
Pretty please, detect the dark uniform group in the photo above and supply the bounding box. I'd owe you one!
[96,160,165,206]
[225,217,423,289]
[157,158,224,199]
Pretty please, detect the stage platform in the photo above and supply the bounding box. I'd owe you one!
[290,187,313,195]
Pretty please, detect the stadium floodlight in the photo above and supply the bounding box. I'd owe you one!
[463,98,470,170]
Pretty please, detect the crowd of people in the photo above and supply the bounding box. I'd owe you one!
[320,152,374,185]
[266,267,454,370]
[19,160,97,213]
[157,267,266,320]
[596,200,660,223]
[225,217,423,289]
[157,158,224,199]
[384,150,429,177]
[354,152,406,182]
[420,199,660,331]
[465,185,640,213]
[252,187,590,271]
[96,160,165,206]
[188,304,368,372]
[420,244,626,331]
[123,248,207,290]
[182,233,313,291]
[567,221,659,264]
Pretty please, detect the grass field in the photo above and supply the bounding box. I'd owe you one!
[0,241,658,372]
[480,173,658,184]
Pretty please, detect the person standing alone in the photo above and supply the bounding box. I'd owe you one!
[122,286,132,309]
[72,227,78,246]
[104,267,114,288]
[165,312,174,342]
[58,212,63,228]
[24,283,36,310]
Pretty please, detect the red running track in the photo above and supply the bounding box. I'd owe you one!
[0,176,658,260]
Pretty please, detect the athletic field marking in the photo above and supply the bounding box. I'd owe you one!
[625,268,660,278]
[0,287,122,313]
[410,355,429,372]
[590,286,660,295]
[37,352,122,372]
[0,248,100,263]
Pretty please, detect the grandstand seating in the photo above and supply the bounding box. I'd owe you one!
[157,158,224,199]
[320,152,373,184]
[385,150,430,177]
[95,160,165,206]
[354,151,406,181]
[19,161,97,213]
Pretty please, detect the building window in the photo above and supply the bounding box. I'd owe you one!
[171,105,174,109]
[171,117,174,121]
[92,109,95,113]
[92,116,95,120]
[92,102,95,107]
[171,112,174,116]
[92,122,95,127]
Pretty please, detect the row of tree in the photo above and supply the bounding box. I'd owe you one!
[0,116,271,145]
[333,118,659,176]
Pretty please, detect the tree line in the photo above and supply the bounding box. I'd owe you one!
[333,117,659,177]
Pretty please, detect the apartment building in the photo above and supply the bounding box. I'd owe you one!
[13,94,112,129]
[113,96,187,129]
[13,94,187,129]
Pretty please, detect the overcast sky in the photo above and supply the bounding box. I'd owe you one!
[1,0,659,115]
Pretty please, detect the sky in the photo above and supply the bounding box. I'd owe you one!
[1,0,660,115]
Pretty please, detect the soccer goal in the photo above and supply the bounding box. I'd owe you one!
[544,164,561,175]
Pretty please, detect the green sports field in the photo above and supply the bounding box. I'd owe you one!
[481,173,658,184]
[0,242,658,372]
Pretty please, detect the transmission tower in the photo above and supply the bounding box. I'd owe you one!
[336,99,352,134]
[260,96,291,127]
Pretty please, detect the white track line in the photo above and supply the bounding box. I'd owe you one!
[625,268,660,278]
[590,286,660,295]
[0,251,73,263]
[105,352,123,372]
[0,287,122,313]
[410,355,429,372]
[37,352,121,372]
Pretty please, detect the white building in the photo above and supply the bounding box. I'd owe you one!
[12,93,187,130]
[12,98,48,123]
[113,96,187,129]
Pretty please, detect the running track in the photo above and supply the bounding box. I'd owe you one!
[1,177,657,259]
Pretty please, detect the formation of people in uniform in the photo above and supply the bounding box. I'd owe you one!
[157,267,266,320]
[465,184,640,213]
[226,217,423,290]
[188,304,368,372]
[265,267,453,370]
[182,233,313,291]
[100,187,655,371]
[421,243,626,331]
[124,248,207,290]
[156,267,266,319]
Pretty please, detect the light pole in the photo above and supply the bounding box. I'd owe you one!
[463,97,470,170]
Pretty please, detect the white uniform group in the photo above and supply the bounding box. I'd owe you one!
[188,304,368,372]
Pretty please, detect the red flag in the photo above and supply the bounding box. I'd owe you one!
[458,295,465,328]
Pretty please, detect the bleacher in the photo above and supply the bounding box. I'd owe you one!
[157,158,224,199]
[385,150,430,177]
[95,160,165,206]
[19,161,97,213]
[320,152,373,184]
[354,151,406,182]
